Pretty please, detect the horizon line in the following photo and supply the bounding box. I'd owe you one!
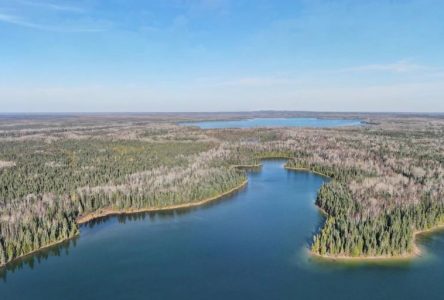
[0,111,444,115]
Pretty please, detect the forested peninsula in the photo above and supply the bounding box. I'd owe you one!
[0,112,443,266]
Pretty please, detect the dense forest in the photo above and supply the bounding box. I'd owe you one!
[0,129,245,265]
[0,113,444,266]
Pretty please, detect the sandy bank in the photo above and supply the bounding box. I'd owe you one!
[309,221,444,262]
[1,180,248,268]
[76,180,248,224]
[284,166,331,178]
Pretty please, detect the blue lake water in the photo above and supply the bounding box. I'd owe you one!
[1,160,444,300]
[180,117,362,129]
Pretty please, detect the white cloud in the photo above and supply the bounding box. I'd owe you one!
[0,12,110,32]
[17,0,85,13]
[340,60,428,73]
[0,1,110,32]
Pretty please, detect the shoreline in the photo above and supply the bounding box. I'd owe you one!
[0,179,248,268]
[76,179,248,224]
[284,166,331,178]
[414,223,444,236]
[0,235,79,268]
[309,221,444,263]
[284,165,433,262]
[309,244,421,262]
[230,164,262,169]
[2,162,443,267]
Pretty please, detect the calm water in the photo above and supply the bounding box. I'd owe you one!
[180,117,362,128]
[1,161,444,300]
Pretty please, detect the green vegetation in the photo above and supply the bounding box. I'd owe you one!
[282,129,444,258]
[310,180,444,257]
[0,137,245,266]
[1,113,444,266]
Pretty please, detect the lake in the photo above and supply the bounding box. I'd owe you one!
[180,117,362,129]
[1,160,444,300]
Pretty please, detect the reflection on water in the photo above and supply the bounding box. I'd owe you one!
[0,238,78,282]
[0,182,249,280]
[1,161,444,300]
[82,183,249,228]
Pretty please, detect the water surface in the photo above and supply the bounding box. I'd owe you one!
[1,161,444,300]
[180,117,362,129]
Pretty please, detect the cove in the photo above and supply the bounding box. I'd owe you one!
[179,117,362,129]
[1,161,444,300]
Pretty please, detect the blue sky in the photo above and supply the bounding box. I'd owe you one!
[1,0,443,112]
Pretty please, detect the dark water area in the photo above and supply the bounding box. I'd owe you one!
[180,117,362,128]
[1,161,444,300]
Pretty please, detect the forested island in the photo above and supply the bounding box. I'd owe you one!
[0,112,443,266]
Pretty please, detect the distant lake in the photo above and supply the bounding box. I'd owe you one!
[1,161,444,300]
[180,117,362,129]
